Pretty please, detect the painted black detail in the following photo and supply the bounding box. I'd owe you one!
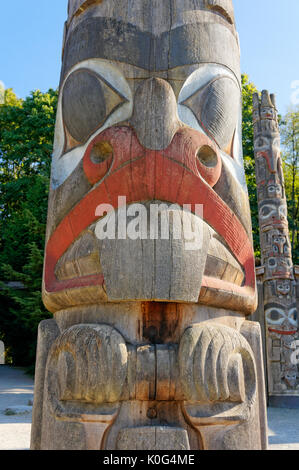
[61,17,239,82]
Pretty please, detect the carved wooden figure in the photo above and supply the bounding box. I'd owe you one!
[253,91,298,404]
[31,0,267,450]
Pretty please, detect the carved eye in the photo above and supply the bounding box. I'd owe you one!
[181,77,240,152]
[277,282,290,293]
[268,184,281,196]
[268,258,277,268]
[261,107,274,118]
[62,69,127,150]
[266,308,286,325]
[260,204,276,219]
[288,308,298,327]
[255,137,270,149]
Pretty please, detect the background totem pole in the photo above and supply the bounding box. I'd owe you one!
[253,91,299,406]
[31,0,267,450]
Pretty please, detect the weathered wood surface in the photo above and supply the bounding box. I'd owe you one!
[31,0,267,450]
[253,91,298,399]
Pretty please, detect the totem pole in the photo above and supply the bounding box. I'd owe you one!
[253,91,298,405]
[31,0,267,450]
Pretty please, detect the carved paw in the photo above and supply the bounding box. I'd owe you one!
[179,323,256,403]
[47,324,128,405]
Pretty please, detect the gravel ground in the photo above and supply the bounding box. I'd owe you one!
[0,366,34,450]
[268,407,299,450]
[1,365,299,450]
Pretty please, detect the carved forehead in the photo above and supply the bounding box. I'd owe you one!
[67,0,236,31]
[63,0,240,82]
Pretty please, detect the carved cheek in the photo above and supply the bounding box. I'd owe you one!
[279,205,288,220]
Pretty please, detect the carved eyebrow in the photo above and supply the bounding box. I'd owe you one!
[265,304,286,310]
[180,74,240,103]
[206,3,234,25]
[70,1,234,27]
[70,0,103,20]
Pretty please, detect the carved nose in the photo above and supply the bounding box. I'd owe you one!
[130,78,181,150]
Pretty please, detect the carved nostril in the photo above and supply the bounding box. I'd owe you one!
[195,143,221,187]
[197,145,218,168]
[90,141,113,164]
[83,137,114,185]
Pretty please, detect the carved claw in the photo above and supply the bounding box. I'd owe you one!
[179,323,257,404]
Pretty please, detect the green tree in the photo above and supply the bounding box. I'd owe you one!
[241,75,299,265]
[280,107,299,264]
[0,88,57,368]
[241,74,260,259]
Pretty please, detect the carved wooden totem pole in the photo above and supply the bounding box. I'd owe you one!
[253,91,298,405]
[31,0,267,450]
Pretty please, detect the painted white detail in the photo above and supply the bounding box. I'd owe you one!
[52,59,133,189]
[178,106,203,135]
[178,64,241,104]
[231,105,247,191]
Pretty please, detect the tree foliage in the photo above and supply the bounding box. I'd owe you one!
[241,74,260,258]
[280,107,299,264]
[0,88,57,368]
[241,75,298,265]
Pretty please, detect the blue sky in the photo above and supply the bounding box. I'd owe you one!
[0,0,298,114]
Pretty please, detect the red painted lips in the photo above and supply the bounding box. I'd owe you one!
[44,126,256,309]
[268,328,297,336]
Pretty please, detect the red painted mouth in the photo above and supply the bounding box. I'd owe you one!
[273,271,292,278]
[268,328,297,336]
[44,126,256,310]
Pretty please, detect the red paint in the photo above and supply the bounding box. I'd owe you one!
[83,138,113,185]
[257,151,276,174]
[45,126,255,301]
[273,271,292,278]
[268,328,297,336]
